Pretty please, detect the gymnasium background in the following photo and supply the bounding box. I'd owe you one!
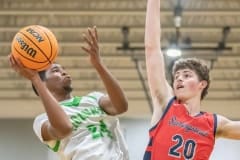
[0,0,240,159]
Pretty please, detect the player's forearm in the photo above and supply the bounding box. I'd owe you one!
[32,77,72,134]
[144,0,173,109]
[94,62,128,114]
[145,0,163,89]
[145,0,161,48]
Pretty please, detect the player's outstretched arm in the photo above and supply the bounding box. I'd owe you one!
[81,26,128,116]
[216,115,240,139]
[145,0,173,125]
[8,55,72,141]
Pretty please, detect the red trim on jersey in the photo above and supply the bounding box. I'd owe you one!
[146,146,152,152]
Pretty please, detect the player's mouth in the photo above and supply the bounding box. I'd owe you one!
[176,84,184,90]
[63,76,72,82]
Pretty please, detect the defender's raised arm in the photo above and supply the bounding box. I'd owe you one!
[145,0,173,125]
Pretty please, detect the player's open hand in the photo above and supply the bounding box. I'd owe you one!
[8,54,38,81]
[81,26,102,66]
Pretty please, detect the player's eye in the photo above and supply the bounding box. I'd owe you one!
[184,74,190,78]
[174,75,179,80]
[52,69,59,72]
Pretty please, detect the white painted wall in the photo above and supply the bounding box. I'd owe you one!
[0,119,48,160]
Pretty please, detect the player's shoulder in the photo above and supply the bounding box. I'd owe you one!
[82,91,106,104]
[201,111,216,117]
[86,91,105,98]
[216,114,230,127]
[215,114,232,137]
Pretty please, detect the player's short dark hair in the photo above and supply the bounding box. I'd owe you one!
[172,58,210,100]
[32,70,46,96]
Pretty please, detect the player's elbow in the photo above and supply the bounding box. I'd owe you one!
[119,101,128,114]
[54,123,73,139]
[111,101,128,116]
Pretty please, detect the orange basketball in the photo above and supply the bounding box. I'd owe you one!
[11,25,59,71]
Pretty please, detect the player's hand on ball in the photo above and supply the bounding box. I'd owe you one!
[8,54,38,81]
[81,26,102,66]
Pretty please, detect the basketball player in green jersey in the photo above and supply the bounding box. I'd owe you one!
[8,26,129,160]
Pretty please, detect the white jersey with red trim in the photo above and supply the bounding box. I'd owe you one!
[33,91,129,160]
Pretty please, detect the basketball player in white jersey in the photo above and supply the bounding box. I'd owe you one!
[8,26,129,160]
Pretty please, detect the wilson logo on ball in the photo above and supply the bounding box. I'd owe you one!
[16,36,37,58]
[26,28,44,43]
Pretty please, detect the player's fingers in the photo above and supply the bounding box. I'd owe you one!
[82,33,92,46]
[88,27,97,46]
[81,46,91,55]
[8,55,20,73]
[8,54,15,67]
[93,26,98,41]
[14,56,25,68]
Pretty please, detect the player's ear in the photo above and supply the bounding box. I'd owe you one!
[200,80,208,89]
[39,70,46,81]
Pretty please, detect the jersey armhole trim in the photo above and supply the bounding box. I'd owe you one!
[149,96,176,131]
[213,113,217,137]
[47,140,61,152]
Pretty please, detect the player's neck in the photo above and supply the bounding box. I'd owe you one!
[178,97,201,116]
[53,93,73,102]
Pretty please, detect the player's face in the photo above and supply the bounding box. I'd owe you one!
[173,68,204,101]
[45,63,73,93]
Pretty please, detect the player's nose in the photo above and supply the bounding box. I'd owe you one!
[176,76,183,82]
[61,70,68,76]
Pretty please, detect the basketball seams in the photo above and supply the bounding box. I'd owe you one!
[31,26,58,70]
[13,45,45,63]
[36,25,59,68]
[34,25,54,63]
[14,46,53,70]
[13,46,51,70]
[18,32,48,63]
[40,26,58,63]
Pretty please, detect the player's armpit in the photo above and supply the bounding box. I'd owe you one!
[41,121,56,141]
[41,121,72,141]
